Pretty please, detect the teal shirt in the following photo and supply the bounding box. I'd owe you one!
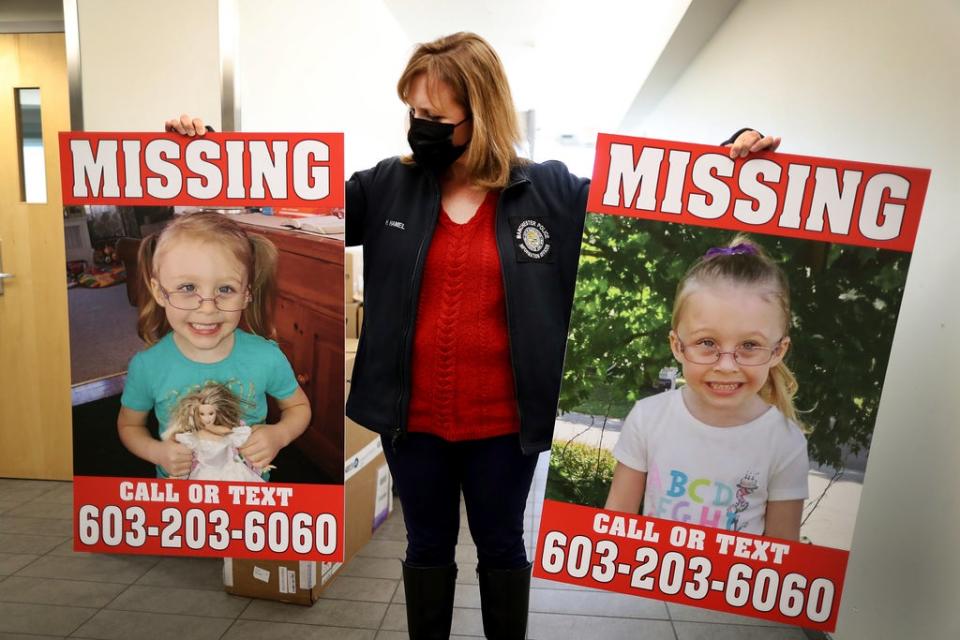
[121,329,299,476]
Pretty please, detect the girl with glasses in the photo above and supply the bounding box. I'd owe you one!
[117,212,310,479]
[605,235,809,540]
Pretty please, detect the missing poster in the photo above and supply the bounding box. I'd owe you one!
[60,132,345,561]
[534,134,930,631]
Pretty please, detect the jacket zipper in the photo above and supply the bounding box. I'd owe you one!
[493,175,531,453]
[393,180,442,449]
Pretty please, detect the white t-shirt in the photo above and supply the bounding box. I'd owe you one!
[612,389,809,535]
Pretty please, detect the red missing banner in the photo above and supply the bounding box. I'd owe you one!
[588,134,930,252]
[535,500,848,631]
[74,476,344,561]
[58,132,344,208]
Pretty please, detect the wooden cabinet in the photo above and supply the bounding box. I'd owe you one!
[241,224,344,483]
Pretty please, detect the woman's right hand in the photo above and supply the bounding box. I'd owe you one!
[153,438,194,477]
[164,114,207,136]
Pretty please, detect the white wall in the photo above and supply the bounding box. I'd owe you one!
[235,0,691,177]
[236,0,411,175]
[629,1,960,637]
[77,0,221,131]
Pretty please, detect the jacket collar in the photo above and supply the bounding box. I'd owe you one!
[412,157,532,190]
[507,160,533,190]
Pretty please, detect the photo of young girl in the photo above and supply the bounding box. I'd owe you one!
[163,381,268,482]
[117,212,311,479]
[546,211,914,553]
[604,235,809,539]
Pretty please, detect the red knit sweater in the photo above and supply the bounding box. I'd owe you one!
[407,191,520,441]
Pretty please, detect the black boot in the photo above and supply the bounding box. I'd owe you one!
[402,562,457,640]
[477,562,532,640]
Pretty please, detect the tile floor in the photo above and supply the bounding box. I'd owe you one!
[0,457,816,639]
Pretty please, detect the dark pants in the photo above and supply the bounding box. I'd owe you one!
[382,432,539,570]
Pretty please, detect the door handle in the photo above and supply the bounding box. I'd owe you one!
[0,240,10,295]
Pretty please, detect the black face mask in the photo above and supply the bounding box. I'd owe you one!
[407,112,470,172]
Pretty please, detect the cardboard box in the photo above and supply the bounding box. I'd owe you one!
[343,344,393,562]
[345,302,361,339]
[343,433,391,561]
[344,251,355,303]
[223,555,345,606]
[223,558,340,605]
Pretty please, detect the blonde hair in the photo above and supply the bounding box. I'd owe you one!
[164,381,245,440]
[672,234,801,424]
[397,31,523,189]
[136,212,278,345]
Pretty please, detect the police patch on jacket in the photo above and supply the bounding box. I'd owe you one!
[510,216,553,263]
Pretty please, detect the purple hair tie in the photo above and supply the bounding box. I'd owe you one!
[703,243,758,259]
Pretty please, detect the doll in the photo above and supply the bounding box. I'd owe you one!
[164,381,268,482]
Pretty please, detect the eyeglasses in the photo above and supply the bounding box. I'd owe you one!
[675,334,784,366]
[157,284,249,312]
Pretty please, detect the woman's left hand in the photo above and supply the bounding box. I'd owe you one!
[239,425,286,470]
[728,129,782,159]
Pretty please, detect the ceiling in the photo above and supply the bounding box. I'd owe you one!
[0,0,63,31]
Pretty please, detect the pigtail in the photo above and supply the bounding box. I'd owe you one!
[135,233,170,345]
[242,234,278,340]
[760,360,804,429]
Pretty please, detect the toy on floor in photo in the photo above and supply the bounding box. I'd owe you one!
[67,239,129,288]
[95,243,117,265]
[74,263,126,288]
[164,381,272,482]
[66,259,87,288]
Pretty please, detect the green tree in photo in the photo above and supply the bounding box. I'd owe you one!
[545,440,617,509]
[558,214,910,469]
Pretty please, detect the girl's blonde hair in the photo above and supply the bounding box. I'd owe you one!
[164,381,245,439]
[672,234,801,424]
[136,212,278,345]
[397,31,523,189]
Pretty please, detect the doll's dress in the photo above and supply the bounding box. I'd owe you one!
[174,425,264,482]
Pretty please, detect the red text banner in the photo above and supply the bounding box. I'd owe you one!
[588,134,930,252]
[58,132,344,208]
[74,476,344,561]
[535,500,848,631]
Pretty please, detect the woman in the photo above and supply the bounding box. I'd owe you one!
[168,32,778,640]
[344,32,781,640]
[345,32,590,640]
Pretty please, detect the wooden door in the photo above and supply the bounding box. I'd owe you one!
[0,33,72,479]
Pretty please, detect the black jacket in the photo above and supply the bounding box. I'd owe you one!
[345,157,589,453]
